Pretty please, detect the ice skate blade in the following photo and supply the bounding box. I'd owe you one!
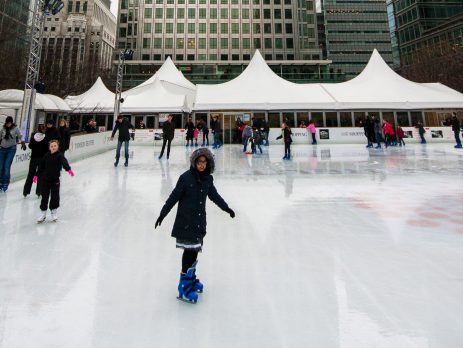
[177,296,197,304]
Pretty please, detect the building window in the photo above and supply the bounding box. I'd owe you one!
[285,23,292,34]
[188,8,196,19]
[154,38,162,48]
[199,23,206,33]
[142,54,150,60]
[166,8,174,19]
[264,23,271,34]
[232,38,239,49]
[155,8,163,18]
[221,54,228,60]
[176,38,184,48]
[165,38,173,48]
[253,38,261,48]
[166,23,173,33]
[210,38,217,48]
[199,8,206,19]
[285,9,292,19]
[253,23,261,34]
[145,8,152,18]
[232,23,239,34]
[221,23,228,34]
[221,38,228,48]
[232,9,239,19]
[242,9,249,19]
[177,8,185,18]
[76,1,80,12]
[177,23,184,33]
[188,23,195,33]
[210,8,217,19]
[274,9,281,19]
[264,38,272,48]
[242,23,250,34]
[286,38,293,48]
[198,38,206,49]
[275,38,283,49]
[264,9,271,19]
[210,23,217,33]
[188,38,195,49]
[144,23,151,33]
[155,23,162,33]
[176,54,184,60]
[143,38,150,48]
[221,8,228,19]
[242,38,250,48]
[275,23,282,34]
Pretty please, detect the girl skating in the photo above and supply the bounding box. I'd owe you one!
[155,148,235,303]
[276,122,293,160]
[35,140,74,223]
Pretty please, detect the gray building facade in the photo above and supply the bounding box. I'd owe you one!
[116,0,332,86]
[322,0,393,80]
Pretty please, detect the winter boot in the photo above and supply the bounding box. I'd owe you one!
[124,158,128,167]
[177,266,199,303]
[37,211,47,223]
[51,209,58,222]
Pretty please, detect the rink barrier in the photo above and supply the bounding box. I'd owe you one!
[129,127,456,145]
[10,131,115,181]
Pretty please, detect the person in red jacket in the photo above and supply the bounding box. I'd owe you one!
[382,120,395,147]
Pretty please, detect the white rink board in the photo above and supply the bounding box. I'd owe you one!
[10,131,116,181]
[269,126,456,144]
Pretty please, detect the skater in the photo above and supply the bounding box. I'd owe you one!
[200,119,209,146]
[45,119,60,142]
[382,120,395,147]
[185,116,195,147]
[154,148,235,303]
[416,122,426,144]
[159,114,175,159]
[276,122,293,160]
[193,124,200,147]
[451,112,462,148]
[212,115,222,148]
[111,115,135,167]
[396,124,405,146]
[84,119,97,133]
[23,125,49,197]
[263,120,270,146]
[364,115,375,148]
[251,127,263,154]
[0,116,27,192]
[373,117,383,149]
[307,119,317,145]
[242,123,252,152]
[58,119,71,154]
[35,140,74,223]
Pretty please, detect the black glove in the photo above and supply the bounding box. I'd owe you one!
[21,142,27,151]
[227,208,235,219]
[155,214,164,229]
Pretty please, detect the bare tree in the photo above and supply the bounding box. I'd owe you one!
[399,40,463,93]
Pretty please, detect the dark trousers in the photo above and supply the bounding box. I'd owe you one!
[398,137,405,146]
[214,132,222,146]
[202,132,209,145]
[285,142,291,158]
[182,249,198,273]
[116,140,129,160]
[311,133,317,144]
[419,133,426,143]
[23,157,42,196]
[455,131,462,145]
[160,138,172,157]
[40,180,60,211]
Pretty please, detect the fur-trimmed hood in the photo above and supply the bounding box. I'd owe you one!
[190,148,215,174]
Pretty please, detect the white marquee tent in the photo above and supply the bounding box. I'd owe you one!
[64,77,115,113]
[0,89,71,112]
[320,49,463,110]
[120,77,189,113]
[194,50,336,110]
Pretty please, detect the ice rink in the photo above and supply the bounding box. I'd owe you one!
[1,143,463,348]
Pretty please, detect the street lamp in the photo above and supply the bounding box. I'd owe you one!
[20,0,64,141]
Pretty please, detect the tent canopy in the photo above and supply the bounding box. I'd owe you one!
[138,56,196,90]
[65,77,115,113]
[194,50,335,110]
[0,89,71,112]
[321,49,463,109]
[121,77,189,113]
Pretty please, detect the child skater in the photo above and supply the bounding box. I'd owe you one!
[154,148,235,304]
[276,122,293,160]
[35,140,74,223]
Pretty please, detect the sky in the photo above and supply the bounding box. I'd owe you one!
[110,0,118,16]
[110,0,322,16]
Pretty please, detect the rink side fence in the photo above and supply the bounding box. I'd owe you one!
[10,127,456,181]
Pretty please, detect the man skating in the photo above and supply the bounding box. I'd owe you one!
[111,115,135,167]
[159,115,175,159]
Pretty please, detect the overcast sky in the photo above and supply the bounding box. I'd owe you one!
[110,0,118,16]
[110,0,322,16]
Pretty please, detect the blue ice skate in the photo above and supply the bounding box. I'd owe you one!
[190,261,204,293]
[455,144,462,148]
[177,265,199,303]
[124,159,128,167]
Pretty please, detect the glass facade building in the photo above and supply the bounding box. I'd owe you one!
[393,0,463,65]
[116,0,333,86]
[322,0,393,80]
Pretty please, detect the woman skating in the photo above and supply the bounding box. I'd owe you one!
[276,122,293,160]
[155,148,235,303]
[35,140,74,223]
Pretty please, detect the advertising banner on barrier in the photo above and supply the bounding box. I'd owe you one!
[11,131,116,181]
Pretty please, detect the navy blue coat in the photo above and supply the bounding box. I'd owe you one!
[160,167,230,243]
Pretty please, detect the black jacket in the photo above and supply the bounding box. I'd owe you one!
[58,126,71,151]
[185,121,195,136]
[276,127,293,143]
[452,117,461,132]
[112,119,134,141]
[37,152,71,181]
[84,124,97,133]
[160,149,230,243]
[29,132,49,159]
[45,126,60,142]
[162,121,175,140]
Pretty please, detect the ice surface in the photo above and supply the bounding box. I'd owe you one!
[1,144,463,348]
